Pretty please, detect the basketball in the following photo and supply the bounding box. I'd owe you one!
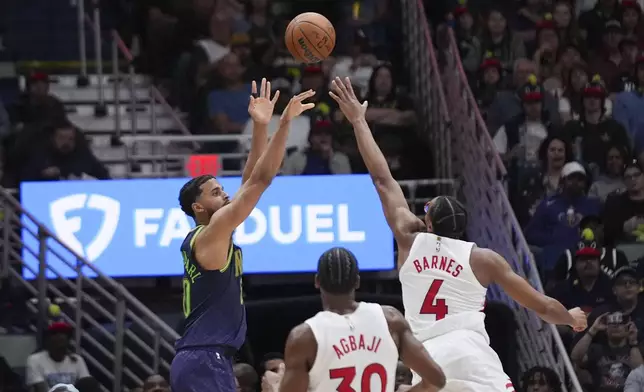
[285,12,336,63]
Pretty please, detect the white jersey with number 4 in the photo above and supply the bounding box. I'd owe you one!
[400,232,487,342]
[305,302,399,392]
[400,233,515,392]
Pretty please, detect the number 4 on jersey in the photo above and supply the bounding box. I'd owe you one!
[420,280,448,320]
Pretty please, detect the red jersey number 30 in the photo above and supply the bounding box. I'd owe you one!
[329,363,388,392]
[420,279,448,320]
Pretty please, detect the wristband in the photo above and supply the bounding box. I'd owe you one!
[630,343,639,348]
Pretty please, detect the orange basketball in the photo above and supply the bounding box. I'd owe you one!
[285,12,336,64]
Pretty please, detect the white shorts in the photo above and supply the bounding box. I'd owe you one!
[412,329,515,392]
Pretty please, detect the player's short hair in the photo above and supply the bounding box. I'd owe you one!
[317,247,359,294]
[426,195,467,239]
[178,175,216,217]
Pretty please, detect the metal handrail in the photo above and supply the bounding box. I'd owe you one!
[0,186,178,391]
[120,134,252,145]
[0,187,179,339]
[79,2,198,153]
[442,27,507,178]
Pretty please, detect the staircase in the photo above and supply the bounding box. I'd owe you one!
[1,3,184,389]
[0,186,178,392]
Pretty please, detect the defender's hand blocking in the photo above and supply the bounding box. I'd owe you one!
[329,76,367,124]
[568,307,588,332]
[248,78,280,126]
[281,90,316,122]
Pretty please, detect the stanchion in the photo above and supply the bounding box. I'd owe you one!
[76,0,89,87]
[92,0,107,117]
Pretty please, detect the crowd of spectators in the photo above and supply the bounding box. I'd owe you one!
[453,0,644,389]
[132,0,434,178]
[0,72,110,188]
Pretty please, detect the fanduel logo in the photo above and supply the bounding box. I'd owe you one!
[49,194,121,262]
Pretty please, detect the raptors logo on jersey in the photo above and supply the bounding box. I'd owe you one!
[399,232,487,342]
[305,302,399,392]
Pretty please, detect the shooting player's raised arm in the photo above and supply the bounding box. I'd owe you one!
[194,91,315,270]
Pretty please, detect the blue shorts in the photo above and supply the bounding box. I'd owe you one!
[170,348,236,392]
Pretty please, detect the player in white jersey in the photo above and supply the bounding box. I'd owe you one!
[261,247,446,392]
[328,76,588,392]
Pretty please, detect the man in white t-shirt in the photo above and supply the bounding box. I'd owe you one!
[26,323,90,392]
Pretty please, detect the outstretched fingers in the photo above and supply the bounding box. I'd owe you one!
[328,91,340,103]
[295,89,315,101]
[260,78,267,98]
[334,77,350,99]
[331,79,346,101]
[301,102,316,111]
[271,89,281,105]
[344,77,357,98]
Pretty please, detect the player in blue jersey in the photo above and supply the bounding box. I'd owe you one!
[170,78,315,392]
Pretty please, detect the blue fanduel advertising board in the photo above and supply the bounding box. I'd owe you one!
[20,175,394,278]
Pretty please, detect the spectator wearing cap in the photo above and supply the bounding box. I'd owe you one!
[604,160,644,245]
[552,236,614,313]
[551,216,629,288]
[26,323,90,392]
[281,119,351,175]
[532,15,560,83]
[485,59,560,135]
[453,0,481,76]
[8,72,65,128]
[493,75,550,166]
[579,0,622,49]
[589,267,644,342]
[589,144,629,201]
[614,55,644,153]
[571,306,643,391]
[525,161,602,270]
[589,20,625,92]
[562,75,629,174]
[620,0,644,45]
[475,54,503,116]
